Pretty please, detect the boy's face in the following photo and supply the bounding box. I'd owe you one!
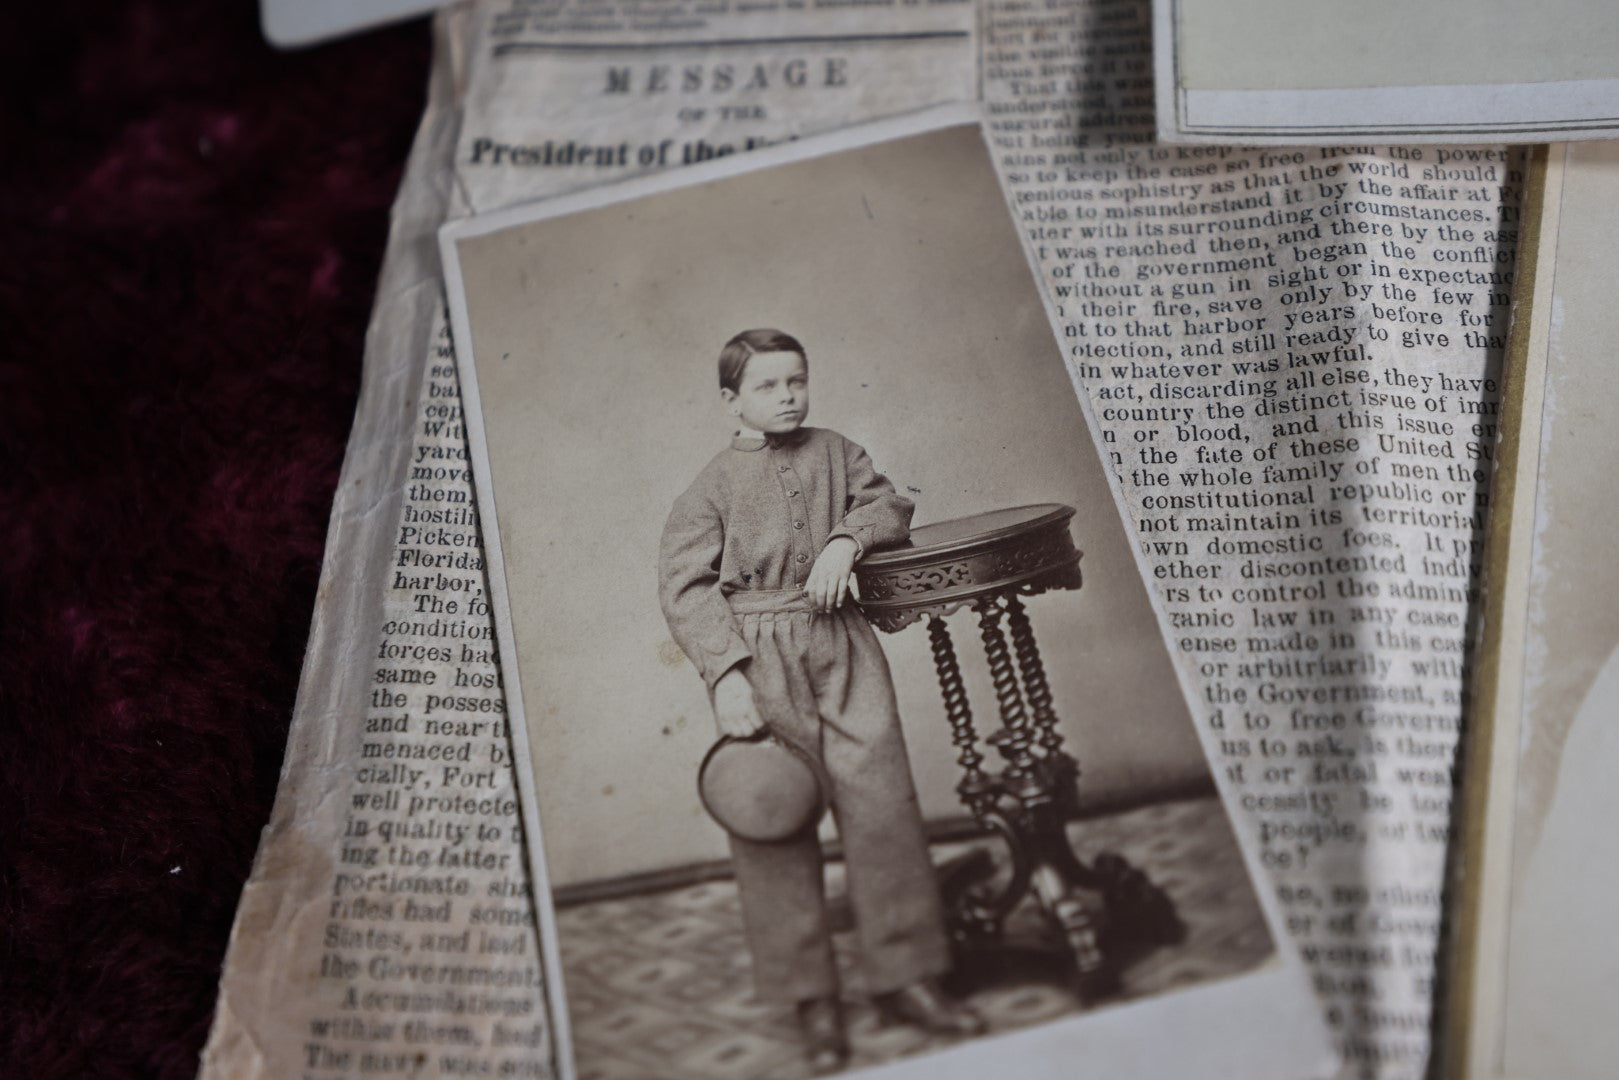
[722,350,809,435]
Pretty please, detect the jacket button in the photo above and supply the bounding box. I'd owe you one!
[778,465,789,473]
[796,554,808,564]
[793,521,804,530]
[787,489,799,497]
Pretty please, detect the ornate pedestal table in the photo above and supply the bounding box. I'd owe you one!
[856,504,1180,998]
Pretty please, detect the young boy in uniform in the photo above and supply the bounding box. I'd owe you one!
[658,329,984,1072]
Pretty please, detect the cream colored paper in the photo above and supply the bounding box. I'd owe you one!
[1446,140,1619,1080]
[1155,0,1619,143]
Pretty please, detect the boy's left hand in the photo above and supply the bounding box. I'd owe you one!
[805,537,860,612]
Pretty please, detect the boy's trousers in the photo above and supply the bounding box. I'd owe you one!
[725,589,952,1003]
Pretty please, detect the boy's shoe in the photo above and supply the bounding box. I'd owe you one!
[795,996,849,1074]
[875,979,987,1037]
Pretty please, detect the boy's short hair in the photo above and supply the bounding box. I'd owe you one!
[718,329,806,392]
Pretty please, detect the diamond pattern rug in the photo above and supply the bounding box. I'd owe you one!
[555,795,1271,1079]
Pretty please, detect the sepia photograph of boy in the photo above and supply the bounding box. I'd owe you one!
[443,117,1295,1080]
[660,327,983,1070]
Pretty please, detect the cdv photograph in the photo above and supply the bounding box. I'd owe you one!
[440,106,1332,1080]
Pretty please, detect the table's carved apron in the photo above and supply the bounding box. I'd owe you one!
[855,507,1081,632]
[857,504,1182,999]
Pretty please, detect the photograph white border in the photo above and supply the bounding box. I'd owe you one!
[439,102,1337,1080]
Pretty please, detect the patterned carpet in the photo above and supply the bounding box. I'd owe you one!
[555,795,1272,1079]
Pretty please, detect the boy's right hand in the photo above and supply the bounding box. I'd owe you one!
[712,667,766,738]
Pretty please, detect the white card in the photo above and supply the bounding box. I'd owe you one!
[260,0,445,48]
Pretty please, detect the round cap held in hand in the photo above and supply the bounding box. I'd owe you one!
[698,733,827,842]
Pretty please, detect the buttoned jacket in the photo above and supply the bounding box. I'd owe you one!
[658,426,913,687]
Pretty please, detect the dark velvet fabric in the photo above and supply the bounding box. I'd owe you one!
[1,4,430,1075]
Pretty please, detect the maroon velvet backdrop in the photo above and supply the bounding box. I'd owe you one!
[1,3,430,1075]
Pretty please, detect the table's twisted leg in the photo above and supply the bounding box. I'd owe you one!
[975,596,1114,996]
[1003,595,1185,956]
[1005,595,1076,795]
[926,615,1023,939]
[927,616,993,819]
[922,593,1190,1001]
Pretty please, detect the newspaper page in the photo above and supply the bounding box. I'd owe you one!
[205,0,1519,1077]
[447,1,977,217]
[199,10,482,1077]
[981,2,1517,1075]
[202,4,977,1079]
